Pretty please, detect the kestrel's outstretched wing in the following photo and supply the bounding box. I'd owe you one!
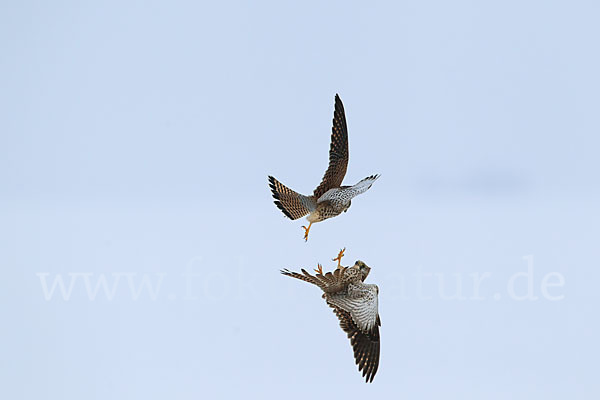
[317,174,380,204]
[280,267,347,294]
[326,279,380,383]
[330,305,381,383]
[313,94,349,199]
[326,283,379,333]
[344,174,380,197]
[268,176,316,220]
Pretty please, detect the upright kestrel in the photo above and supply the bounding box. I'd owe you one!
[268,94,379,241]
[281,249,381,383]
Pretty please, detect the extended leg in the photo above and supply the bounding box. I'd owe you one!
[301,222,313,242]
[332,247,345,269]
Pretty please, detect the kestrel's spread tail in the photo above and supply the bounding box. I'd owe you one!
[268,94,379,241]
[281,257,381,383]
[268,176,316,220]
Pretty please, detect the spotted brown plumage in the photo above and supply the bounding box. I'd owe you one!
[313,94,349,199]
[268,94,379,241]
[281,258,381,383]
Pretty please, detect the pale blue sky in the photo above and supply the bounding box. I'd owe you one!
[1,1,599,399]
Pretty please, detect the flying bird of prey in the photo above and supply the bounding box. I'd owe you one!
[281,250,381,383]
[268,94,379,241]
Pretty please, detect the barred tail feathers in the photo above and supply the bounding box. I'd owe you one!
[268,176,316,220]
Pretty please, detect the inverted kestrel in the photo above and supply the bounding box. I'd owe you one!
[268,94,379,241]
[281,250,381,383]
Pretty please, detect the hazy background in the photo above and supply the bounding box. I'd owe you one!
[1,1,599,399]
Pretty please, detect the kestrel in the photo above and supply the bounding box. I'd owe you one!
[281,250,381,383]
[268,94,379,241]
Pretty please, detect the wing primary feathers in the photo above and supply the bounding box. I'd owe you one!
[330,305,380,383]
[313,94,349,198]
[281,267,349,294]
[280,269,323,289]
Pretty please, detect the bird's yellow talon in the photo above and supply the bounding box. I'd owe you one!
[301,222,313,242]
[314,263,323,274]
[333,247,346,268]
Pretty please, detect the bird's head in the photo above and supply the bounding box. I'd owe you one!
[354,260,370,281]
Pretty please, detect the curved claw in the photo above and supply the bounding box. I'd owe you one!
[314,263,323,275]
[301,222,312,242]
[332,247,346,268]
